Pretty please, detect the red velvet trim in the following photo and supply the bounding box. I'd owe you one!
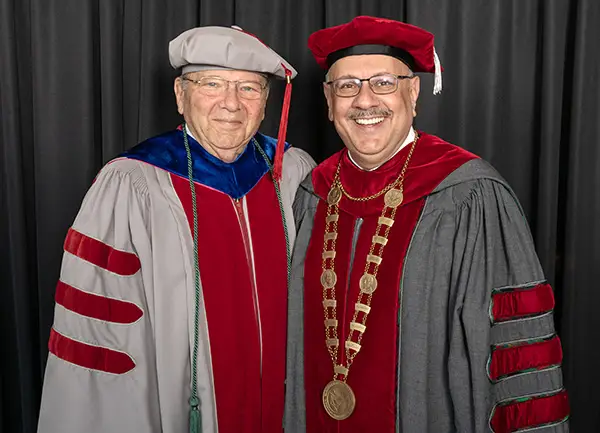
[303,197,425,432]
[489,336,563,381]
[48,328,135,374]
[55,280,143,324]
[492,283,555,323]
[490,389,569,433]
[246,178,289,432]
[311,132,478,217]
[64,228,141,276]
[172,173,288,433]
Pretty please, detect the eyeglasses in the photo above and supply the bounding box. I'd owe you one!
[181,76,268,100]
[326,73,415,97]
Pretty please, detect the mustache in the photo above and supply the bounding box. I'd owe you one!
[347,108,392,120]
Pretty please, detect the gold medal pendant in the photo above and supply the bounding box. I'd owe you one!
[322,380,356,420]
[327,185,342,205]
[359,273,378,294]
[321,269,337,289]
[384,188,404,208]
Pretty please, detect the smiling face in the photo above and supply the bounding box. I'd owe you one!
[174,69,269,162]
[324,54,420,169]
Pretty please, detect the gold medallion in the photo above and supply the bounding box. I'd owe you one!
[359,273,378,294]
[384,188,404,208]
[327,186,342,206]
[320,269,337,289]
[322,380,356,420]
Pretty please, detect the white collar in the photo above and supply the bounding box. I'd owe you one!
[185,124,197,142]
[348,127,415,172]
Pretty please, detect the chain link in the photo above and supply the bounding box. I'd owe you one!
[320,133,419,383]
[334,132,418,202]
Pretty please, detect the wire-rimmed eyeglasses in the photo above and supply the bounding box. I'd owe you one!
[326,73,415,97]
[181,76,268,100]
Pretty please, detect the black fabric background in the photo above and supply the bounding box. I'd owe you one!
[1,1,599,431]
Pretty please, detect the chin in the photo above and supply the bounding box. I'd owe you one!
[219,143,246,152]
[214,133,245,146]
[350,142,387,157]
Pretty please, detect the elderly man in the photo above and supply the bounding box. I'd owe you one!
[285,16,569,433]
[37,25,314,433]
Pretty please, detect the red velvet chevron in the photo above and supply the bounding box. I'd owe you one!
[491,283,554,323]
[490,389,569,433]
[48,329,135,374]
[50,228,142,374]
[55,281,143,324]
[488,336,563,381]
[64,228,141,276]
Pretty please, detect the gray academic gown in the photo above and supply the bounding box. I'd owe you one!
[284,157,569,433]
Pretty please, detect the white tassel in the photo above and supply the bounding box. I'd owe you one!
[433,47,442,95]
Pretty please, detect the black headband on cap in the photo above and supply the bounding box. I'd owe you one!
[326,44,416,71]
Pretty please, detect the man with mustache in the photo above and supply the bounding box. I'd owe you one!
[285,16,569,433]
[37,25,314,433]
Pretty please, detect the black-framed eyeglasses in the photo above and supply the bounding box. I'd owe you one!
[181,76,268,100]
[326,73,415,97]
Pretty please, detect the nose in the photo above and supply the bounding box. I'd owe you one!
[352,83,380,109]
[222,82,241,111]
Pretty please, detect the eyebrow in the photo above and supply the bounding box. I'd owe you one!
[330,71,394,80]
[332,74,358,80]
[184,74,267,85]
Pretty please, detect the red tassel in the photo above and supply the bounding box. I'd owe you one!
[273,67,293,181]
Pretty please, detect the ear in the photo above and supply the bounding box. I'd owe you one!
[174,77,185,115]
[260,106,266,122]
[409,76,421,117]
[323,83,334,122]
[258,87,269,122]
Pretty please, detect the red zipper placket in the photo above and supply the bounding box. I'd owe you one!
[232,196,264,377]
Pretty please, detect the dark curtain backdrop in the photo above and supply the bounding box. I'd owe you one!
[1,0,599,431]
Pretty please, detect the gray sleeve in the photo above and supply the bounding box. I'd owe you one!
[292,175,316,229]
[284,176,318,433]
[37,163,162,433]
[280,148,316,250]
[448,178,569,432]
[282,147,316,207]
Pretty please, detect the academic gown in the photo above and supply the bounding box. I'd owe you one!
[284,132,569,433]
[37,128,315,433]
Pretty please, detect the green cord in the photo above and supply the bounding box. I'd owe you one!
[182,125,201,433]
[182,127,291,432]
[253,138,292,285]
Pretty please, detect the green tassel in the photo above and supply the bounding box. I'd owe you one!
[189,396,200,433]
[189,406,200,433]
